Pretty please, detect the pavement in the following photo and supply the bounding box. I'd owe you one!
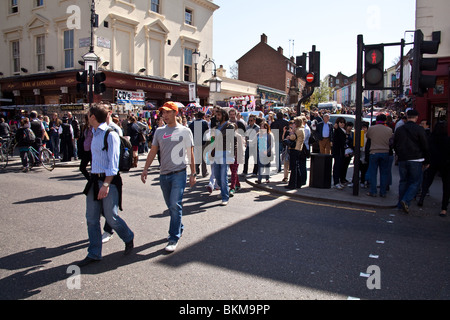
[8,153,443,212]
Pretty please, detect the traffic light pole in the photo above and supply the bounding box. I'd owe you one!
[353,35,364,196]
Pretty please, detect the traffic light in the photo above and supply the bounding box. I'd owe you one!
[296,53,307,79]
[94,72,106,94]
[76,71,87,94]
[308,49,320,87]
[412,30,441,96]
[364,44,384,89]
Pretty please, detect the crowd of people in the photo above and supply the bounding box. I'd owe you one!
[2,101,449,265]
[2,102,449,219]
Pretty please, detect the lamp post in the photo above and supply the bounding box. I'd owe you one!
[192,49,200,103]
[202,58,222,93]
[81,0,99,107]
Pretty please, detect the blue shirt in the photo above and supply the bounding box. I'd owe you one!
[322,122,330,138]
[91,122,120,176]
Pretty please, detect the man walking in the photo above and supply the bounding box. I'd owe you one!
[393,109,430,213]
[77,105,134,267]
[141,102,196,252]
[211,108,235,206]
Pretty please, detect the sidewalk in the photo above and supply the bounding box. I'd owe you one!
[12,155,443,212]
[244,157,444,211]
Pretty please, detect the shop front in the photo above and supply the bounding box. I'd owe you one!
[0,70,210,117]
[414,57,450,133]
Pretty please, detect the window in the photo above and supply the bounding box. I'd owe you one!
[35,0,43,7]
[10,0,18,14]
[185,8,193,25]
[12,41,20,74]
[36,35,45,72]
[151,0,160,13]
[184,48,193,81]
[64,30,74,69]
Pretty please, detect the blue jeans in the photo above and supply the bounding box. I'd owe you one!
[214,163,229,202]
[159,170,187,242]
[368,153,390,196]
[398,160,423,208]
[86,182,134,260]
[50,133,60,158]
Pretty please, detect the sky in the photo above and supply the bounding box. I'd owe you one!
[213,0,416,79]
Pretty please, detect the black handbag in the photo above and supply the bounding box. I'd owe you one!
[282,133,297,148]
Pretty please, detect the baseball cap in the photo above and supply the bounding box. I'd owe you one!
[159,101,179,114]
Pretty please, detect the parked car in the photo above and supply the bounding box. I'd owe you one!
[328,114,371,126]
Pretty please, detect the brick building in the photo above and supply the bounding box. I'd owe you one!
[236,34,303,106]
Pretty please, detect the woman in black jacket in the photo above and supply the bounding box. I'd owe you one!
[418,121,450,217]
[332,117,347,189]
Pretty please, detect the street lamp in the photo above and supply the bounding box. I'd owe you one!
[202,58,222,93]
[192,49,200,102]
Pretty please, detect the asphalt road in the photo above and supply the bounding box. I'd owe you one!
[1,160,449,301]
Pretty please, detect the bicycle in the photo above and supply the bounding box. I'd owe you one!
[0,137,8,169]
[27,145,56,171]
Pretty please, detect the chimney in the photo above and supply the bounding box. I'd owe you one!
[216,65,226,78]
[277,46,283,55]
[261,33,267,44]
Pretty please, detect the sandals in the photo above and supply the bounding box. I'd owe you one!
[439,210,447,218]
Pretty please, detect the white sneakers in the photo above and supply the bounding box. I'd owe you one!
[333,183,344,190]
[102,232,113,243]
[165,240,178,252]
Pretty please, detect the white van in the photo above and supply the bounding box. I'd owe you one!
[317,102,338,113]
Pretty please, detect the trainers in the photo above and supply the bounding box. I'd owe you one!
[221,200,228,206]
[229,189,235,197]
[102,232,113,243]
[333,183,344,190]
[206,186,213,194]
[165,240,178,252]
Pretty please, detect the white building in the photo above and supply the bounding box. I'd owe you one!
[0,0,219,111]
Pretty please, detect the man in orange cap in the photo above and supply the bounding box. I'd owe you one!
[141,102,196,252]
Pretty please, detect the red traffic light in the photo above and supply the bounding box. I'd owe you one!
[366,48,383,65]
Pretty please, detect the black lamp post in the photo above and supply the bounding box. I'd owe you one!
[202,58,222,93]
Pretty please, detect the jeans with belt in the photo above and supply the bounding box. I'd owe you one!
[85,181,134,260]
[159,169,187,242]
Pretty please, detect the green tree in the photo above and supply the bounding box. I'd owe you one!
[310,81,332,106]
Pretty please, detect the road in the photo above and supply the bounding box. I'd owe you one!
[1,161,449,301]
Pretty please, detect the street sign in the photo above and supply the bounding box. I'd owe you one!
[306,73,314,83]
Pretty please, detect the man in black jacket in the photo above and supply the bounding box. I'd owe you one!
[393,109,430,213]
[270,112,289,172]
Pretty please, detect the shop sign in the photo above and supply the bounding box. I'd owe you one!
[116,90,145,106]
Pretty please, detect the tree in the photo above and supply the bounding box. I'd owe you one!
[229,63,238,79]
[310,80,332,105]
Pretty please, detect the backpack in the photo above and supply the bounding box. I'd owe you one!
[103,128,133,172]
[23,128,36,144]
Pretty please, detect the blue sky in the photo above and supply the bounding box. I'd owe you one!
[213,0,416,79]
